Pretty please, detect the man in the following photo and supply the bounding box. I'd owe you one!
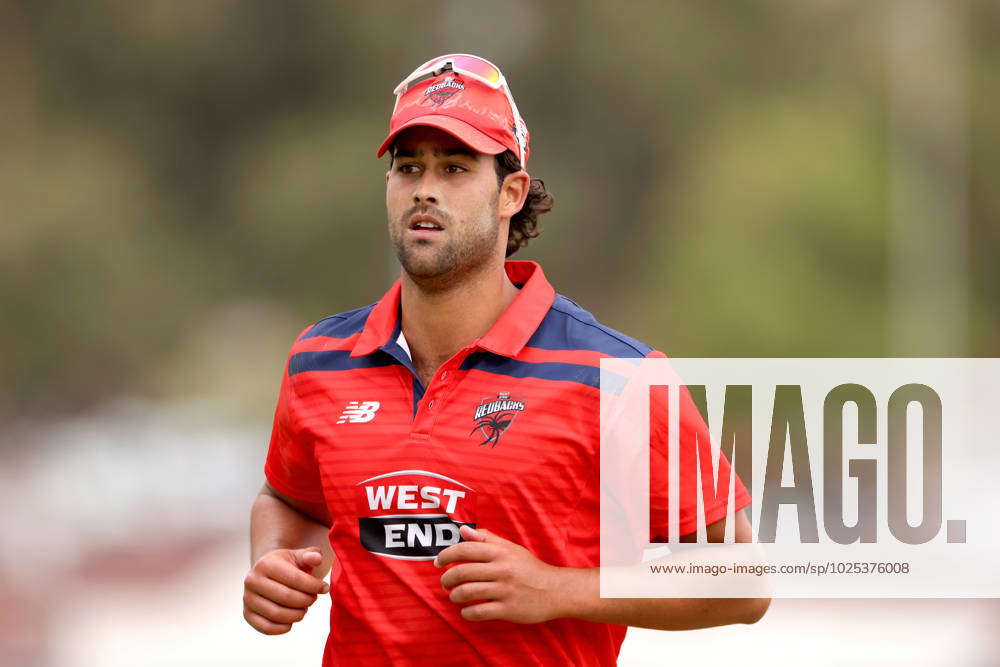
[244,54,767,665]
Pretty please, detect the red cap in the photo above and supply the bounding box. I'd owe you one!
[376,66,530,167]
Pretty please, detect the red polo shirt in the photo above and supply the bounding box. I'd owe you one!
[264,260,751,666]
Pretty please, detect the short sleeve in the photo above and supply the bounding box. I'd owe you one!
[263,328,326,504]
[648,353,752,541]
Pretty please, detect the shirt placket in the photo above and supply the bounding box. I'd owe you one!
[409,344,478,439]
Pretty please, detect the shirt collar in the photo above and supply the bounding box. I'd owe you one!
[350,260,555,359]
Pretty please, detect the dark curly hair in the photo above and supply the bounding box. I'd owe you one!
[388,147,553,257]
[493,150,553,256]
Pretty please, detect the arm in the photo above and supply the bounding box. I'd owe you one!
[436,509,770,630]
[250,483,334,575]
[243,483,335,635]
[547,509,769,629]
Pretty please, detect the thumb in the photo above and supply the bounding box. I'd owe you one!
[292,547,324,572]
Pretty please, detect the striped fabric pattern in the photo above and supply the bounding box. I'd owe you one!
[264,260,750,666]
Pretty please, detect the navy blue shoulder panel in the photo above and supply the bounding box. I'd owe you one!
[289,350,396,376]
[459,352,602,389]
[524,294,654,358]
[299,303,376,340]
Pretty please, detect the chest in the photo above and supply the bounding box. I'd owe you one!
[291,353,601,557]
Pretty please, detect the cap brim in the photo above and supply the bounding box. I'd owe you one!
[376,114,508,158]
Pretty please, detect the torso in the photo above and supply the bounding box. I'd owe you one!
[265,261,657,666]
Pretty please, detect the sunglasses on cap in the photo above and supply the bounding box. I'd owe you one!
[391,53,529,167]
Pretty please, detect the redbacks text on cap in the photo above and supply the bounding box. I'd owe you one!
[376,53,530,168]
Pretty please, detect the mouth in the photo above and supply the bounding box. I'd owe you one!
[408,213,445,233]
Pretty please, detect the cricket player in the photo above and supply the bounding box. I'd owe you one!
[244,53,768,665]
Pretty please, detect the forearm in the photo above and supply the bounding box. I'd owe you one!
[551,565,769,631]
[250,490,334,578]
[550,509,769,630]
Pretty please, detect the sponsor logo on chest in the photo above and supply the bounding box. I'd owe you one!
[355,470,477,561]
[337,400,380,424]
[470,392,526,447]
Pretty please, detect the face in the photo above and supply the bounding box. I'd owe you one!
[385,126,519,284]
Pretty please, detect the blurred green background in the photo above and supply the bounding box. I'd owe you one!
[2,0,997,425]
[2,2,999,665]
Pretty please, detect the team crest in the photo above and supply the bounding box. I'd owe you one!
[424,76,465,105]
[470,392,525,447]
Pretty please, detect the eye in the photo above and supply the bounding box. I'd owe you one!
[445,164,467,174]
[397,163,420,174]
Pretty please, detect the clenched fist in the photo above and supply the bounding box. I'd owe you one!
[436,525,567,624]
[243,547,329,635]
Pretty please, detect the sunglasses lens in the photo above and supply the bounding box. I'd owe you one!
[402,54,502,91]
[445,55,501,87]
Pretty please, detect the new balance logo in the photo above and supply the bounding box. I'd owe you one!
[337,401,381,424]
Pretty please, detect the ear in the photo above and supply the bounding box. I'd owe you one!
[499,171,530,220]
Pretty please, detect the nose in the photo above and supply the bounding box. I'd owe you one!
[413,171,440,206]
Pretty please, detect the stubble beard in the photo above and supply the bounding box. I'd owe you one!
[390,194,501,289]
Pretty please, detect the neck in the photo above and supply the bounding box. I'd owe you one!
[399,261,520,371]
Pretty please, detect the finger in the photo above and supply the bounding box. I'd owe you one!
[244,572,318,609]
[449,582,503,604]
[440,562,500,590]
[434,542,498,568]
[460,601,506,622]
[243,608,293,635]
[243,590,308,625]
[461,525,514,545]
[260,558,329,595]
[459,525,489,542]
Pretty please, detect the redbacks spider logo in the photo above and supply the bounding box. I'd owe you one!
[470,392,525,447]
[424,75,465,106]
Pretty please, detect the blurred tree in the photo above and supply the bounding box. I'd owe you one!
[1,0,996,428]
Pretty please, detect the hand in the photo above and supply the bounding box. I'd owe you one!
[435,525,566,624]
[243,547,329,635]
